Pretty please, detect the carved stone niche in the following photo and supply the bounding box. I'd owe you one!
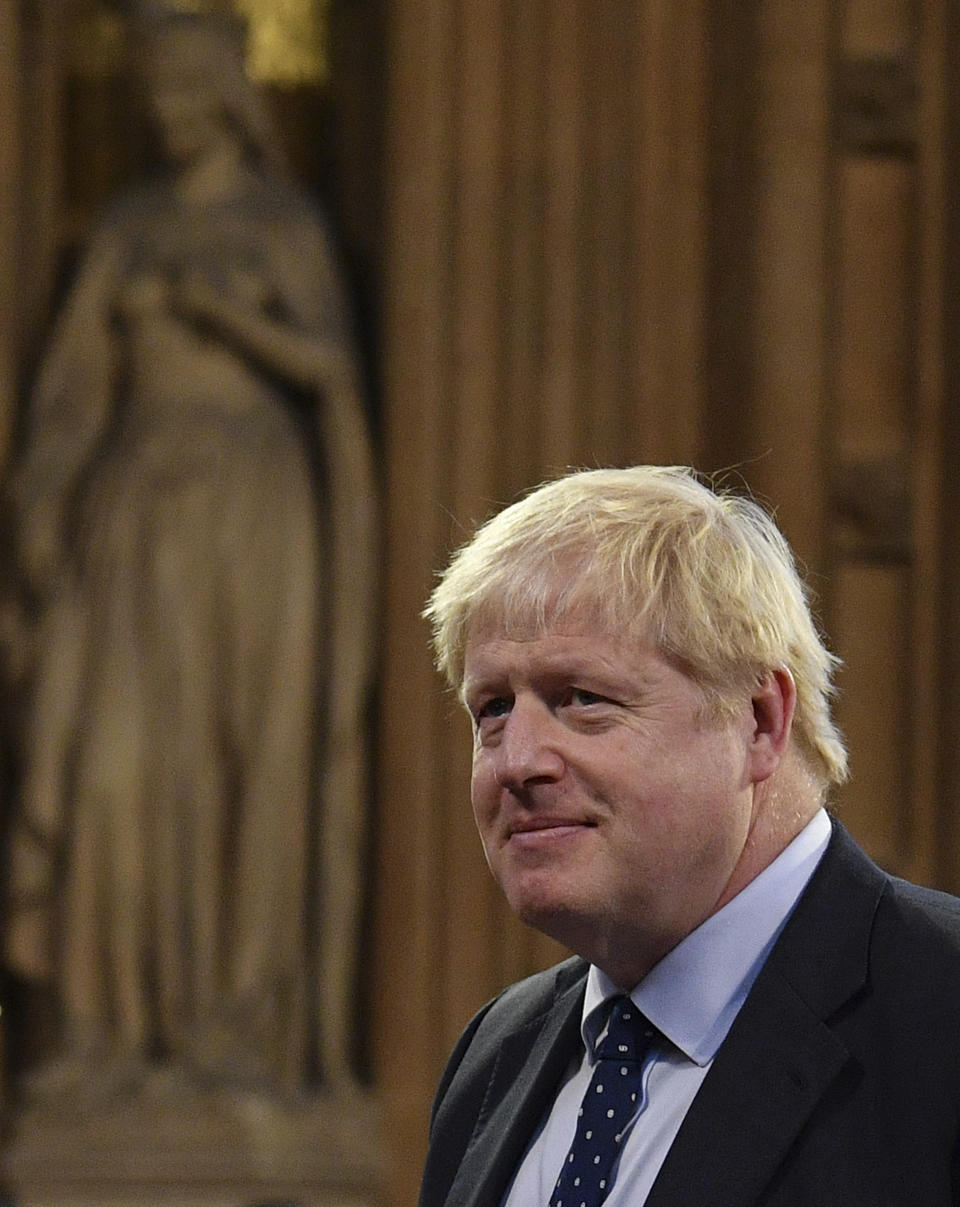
[834,54,918,157]
[1,1088,383,1207]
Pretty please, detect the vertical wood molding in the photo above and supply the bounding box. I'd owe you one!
[702,0,760,478]
[0,2,21,466]
[539,0,585,472]
[374,1,456,1202]
[745,1,832,562]
[628,0,709,466]
[935,0,960,888]
[825,0,933,879]
[440,0,510,1047]
[20,1,67,357]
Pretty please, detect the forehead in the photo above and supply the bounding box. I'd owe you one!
[464,564,637,640]
[465,597,614,652]
[467,597,608,640]
[463,609,652,683]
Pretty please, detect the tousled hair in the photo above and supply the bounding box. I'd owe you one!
[424,465,848,788]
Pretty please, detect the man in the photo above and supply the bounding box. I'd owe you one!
[419,465,960,1207]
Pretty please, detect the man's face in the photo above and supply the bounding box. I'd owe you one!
[463,616,767,988]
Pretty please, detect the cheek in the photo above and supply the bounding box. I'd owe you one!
[470,762,496,828]
[470,777,501,872]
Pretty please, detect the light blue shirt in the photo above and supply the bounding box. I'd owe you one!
[502,808,832,1207]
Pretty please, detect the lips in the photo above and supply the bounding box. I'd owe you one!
[506,817,595,847]
[509,816,585,833]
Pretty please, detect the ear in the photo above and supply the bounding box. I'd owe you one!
[748,667,796,784]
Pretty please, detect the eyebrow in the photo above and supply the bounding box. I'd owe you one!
[462,645,663,703]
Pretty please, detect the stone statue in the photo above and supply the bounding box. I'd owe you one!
[1,9,377,1106]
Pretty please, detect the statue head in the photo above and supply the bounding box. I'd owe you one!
[130,4,286,175]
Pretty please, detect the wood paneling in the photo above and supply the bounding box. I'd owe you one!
[629,0,709,466]
[1,1,958,1204]
[742,1,832,561]
[825,0,927,881]
[0,2,22,465]
[936,0,960,887]
[374,0,456,1192]
[376,3,954,1202]
[19,2,67,366]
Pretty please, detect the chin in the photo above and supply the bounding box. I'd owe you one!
[506,884,587,948]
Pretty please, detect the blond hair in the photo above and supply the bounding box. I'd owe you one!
[425,465,847,788]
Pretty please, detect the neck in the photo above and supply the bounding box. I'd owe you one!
[176,140,250,205]
[592,753,823,990]
[714,749,823,915]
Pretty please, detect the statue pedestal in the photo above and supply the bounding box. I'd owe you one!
[1,1084,383,1207]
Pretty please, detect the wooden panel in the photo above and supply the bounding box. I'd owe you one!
[842,0,914,52]
[440,0,509,1049]
[934,0,960,890]
[374,0,456,1200]
[500,0,547,491]
[701,1,760,478]
[911,0,950,889]
[827,157,913,868]
[742,0,831,565]
[831,564,910,867]
[825,0,919,874]
[0,1,21,465]
[834,159,912,457]
[373,0,957,1202]
[19,3,66,351]
[539,3,584,474]
[578,0,632,467]
[628,0,708,466]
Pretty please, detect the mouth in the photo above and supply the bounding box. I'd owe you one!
[506,817,595,848]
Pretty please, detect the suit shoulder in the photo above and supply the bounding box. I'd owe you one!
[453,955,585,1065]
[484,955,586,1027]
[855,872,960,1054]
[429,956,586,1118]
[419,958,586,1207]
[876,873,960,962]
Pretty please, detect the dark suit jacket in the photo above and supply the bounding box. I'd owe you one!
[419,822,960,1206]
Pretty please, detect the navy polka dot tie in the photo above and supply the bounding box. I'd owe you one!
[549,995,659,1207]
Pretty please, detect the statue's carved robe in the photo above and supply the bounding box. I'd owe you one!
[5,174,376,1098]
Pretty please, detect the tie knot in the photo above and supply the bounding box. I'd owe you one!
[595,995,657,1064]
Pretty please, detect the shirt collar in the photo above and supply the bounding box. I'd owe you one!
[582,808,832,1068]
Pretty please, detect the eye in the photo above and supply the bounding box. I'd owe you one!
[569,688,607,707]
[474,695,513,724]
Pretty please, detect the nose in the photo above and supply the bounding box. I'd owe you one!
[491,697,565,792]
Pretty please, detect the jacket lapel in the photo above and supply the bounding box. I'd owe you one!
[646,822,886,1207]
[445,969,586,1207]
